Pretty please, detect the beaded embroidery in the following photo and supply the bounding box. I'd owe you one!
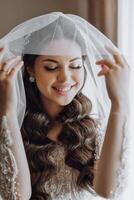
[44,143,98,200]
[0,116,21,200]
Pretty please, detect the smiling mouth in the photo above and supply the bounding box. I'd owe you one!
[52,84,76,95]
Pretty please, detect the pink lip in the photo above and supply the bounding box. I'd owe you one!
[52,87,69,95]
[53,83,76,89]
[52,84,77,96]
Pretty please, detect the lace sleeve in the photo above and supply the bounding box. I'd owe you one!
[110,118,130,199]
[95,120,106,161]
[95,117,131,199]
[0,116,21,200]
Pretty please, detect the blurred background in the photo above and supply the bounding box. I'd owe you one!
[0,0,133,199]
[0,0,117,43]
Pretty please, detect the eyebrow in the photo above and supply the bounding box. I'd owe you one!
[42,57,81,63]
[70,57,81,62]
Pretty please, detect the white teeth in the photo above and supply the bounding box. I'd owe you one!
[55,87,71,92]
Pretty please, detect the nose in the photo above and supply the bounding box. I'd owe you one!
[57,68,71,82]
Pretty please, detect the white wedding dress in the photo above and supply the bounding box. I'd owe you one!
[0,115,130,200]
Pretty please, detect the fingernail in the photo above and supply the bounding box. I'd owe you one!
[101,64,105,68]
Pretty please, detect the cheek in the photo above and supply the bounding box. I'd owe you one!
[74,70,85,85]
[35,72,55,91]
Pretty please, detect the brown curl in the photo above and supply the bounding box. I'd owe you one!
[21,54,98,199]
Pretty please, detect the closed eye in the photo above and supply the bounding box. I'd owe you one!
[44,66,59,71]
[70,66,83,69]
[44,65,83,71]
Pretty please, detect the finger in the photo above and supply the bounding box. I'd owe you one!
[97,68,110,76]
[113,53,130,69]
[0,47,6,63]
[104,46,125,67]
[97,64,112,76]
[1,56,22,72]
[0,69,6,78]
[9,61,24,78]
[121,54,130,69]
[98,64,110,70]
[113,53,124,65]
[96,59,117,70]
[97,70,108,76]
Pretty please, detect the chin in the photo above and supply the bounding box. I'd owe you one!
[54,96,75,106]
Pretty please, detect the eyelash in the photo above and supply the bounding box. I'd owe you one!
[44,66,82,71]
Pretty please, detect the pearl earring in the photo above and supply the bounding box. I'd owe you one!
[29,76,35,83]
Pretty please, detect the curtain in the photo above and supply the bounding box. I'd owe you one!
[118,0,134,199]
[88,0,117,44]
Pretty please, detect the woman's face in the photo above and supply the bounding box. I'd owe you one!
[28,55,85,106]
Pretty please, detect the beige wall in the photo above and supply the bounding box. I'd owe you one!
[0,0,88,37]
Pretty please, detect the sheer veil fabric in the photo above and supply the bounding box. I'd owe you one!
[0,12,120,127]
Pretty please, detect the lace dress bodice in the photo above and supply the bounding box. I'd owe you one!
[43,142,99,200]
[0,115,130,200]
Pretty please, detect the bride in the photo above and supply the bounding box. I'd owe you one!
[0,12,130,200]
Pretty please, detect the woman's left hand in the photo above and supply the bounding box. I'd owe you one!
[96,51,130,111]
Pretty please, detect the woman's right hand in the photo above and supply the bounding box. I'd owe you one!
[0,47,24,115]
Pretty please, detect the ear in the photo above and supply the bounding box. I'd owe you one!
[27,66,35,77]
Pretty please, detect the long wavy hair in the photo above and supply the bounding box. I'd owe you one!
[21,54,98,200]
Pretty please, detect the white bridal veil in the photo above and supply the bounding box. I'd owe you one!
[0,12,120,127]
